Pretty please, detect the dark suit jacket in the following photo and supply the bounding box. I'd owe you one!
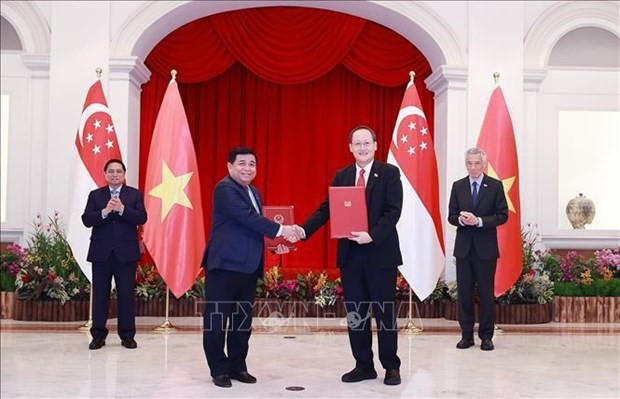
[448,174,508,260]
[202,176,280,274]
[81,185,147,263]
[302,160,403,269]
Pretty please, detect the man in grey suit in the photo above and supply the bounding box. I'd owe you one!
[448,147,508,351]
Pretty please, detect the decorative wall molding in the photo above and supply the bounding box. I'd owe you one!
[425,65,468,97]
[0,1,50,54]
[21,54,50,79]
[110,0,464,69]
[524,1,620,68]
[109,56,151,90]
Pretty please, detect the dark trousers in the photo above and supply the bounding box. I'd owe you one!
[340,254,400,372]
[203,269,258,377]
[456,248,497,340]
[91,252,137,340]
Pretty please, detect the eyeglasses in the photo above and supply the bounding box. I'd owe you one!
[352,141,374,149]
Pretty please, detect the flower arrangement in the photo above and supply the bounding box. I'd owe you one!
[15,213,90,304]
[539,248,620,297]
[256,266,343,306]
[0,243,25,291]
[313,275,343,307]
[496,225,555,304]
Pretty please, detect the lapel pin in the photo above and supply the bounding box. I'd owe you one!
[374,173,378,177]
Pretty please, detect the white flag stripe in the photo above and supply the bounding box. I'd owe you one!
[66,157,96,283]
[389,160,445,300]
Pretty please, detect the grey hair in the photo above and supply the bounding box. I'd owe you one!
[465,147,487,162]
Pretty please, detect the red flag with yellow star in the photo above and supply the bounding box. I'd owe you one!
[477,86,522,297]
[143,77,205,298]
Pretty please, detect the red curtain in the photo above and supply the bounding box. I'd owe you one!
[140,7,434,278]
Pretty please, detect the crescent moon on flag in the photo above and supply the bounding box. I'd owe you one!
[392,105,425,150]
[77,103,110,147]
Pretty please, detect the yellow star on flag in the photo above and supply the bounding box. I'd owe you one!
[486,162,516,213]
[148,161,194,221]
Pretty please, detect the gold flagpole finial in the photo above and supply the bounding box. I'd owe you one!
[95,67,102,79]
[409,70,416,82]
[171,69,177,81]
[493,72,500,85]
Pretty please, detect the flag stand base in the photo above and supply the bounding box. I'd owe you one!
[403,320,423,334]
[154,320,178,332]
[77,320,92,331]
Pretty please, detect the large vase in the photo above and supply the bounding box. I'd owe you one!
[565,193,596,229]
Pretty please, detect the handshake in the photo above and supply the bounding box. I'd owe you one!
[280,225,305,243]
[270,225,305,255]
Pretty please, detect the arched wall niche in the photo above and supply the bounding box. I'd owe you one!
[110,0,465,71]
[524,0,619,69]
[0,1,49,54]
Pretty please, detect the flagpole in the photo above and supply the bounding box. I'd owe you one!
[403,287,422,334]
[77,66,102,333]
[154,287,178,332]
[77,287,93,331]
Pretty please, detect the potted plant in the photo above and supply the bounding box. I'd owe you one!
[541,248,620,322]
[0,243,25,318]
[12,213,91,321]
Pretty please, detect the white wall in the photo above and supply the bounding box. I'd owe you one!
[1,0,618,257]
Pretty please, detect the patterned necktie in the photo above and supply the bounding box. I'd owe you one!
[357,169,365,187]
[472,181,479,206]
[111,189,119,198]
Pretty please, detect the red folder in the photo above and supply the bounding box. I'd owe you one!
[263,206,296,250]
[328,186,368,238]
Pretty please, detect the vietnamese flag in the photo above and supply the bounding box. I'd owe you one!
[143,76,205,298]
[387,73,445,301]
[477,86,522,297]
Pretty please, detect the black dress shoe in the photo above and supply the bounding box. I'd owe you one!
[230,371,257,384]
[384,369,401,386]
[121,338,137,349]
[212,374,232,388]
[456,338,475,349]
[480,339,495,351]
[341,367,378,383]
[88,338,105,350]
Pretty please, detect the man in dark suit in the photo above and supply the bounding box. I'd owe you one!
[81,159,147,350]
[298,125,403,386]
[202,147,298,388]
[448,147,508,351]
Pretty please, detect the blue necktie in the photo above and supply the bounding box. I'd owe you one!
[472,181,479,206]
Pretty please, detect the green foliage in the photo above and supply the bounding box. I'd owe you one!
[15,213,90,303]
[0,243,25,291]
[553,279,620,297]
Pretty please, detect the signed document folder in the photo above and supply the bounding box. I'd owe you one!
[263,206,296,250]
[328,186,368,238]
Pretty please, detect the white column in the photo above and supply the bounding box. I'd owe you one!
[21,54,50,231]
[425,65,468,283]
[109,57,151,187]
[522,69,547,228]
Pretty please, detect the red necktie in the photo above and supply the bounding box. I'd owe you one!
[357,169,365,187]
